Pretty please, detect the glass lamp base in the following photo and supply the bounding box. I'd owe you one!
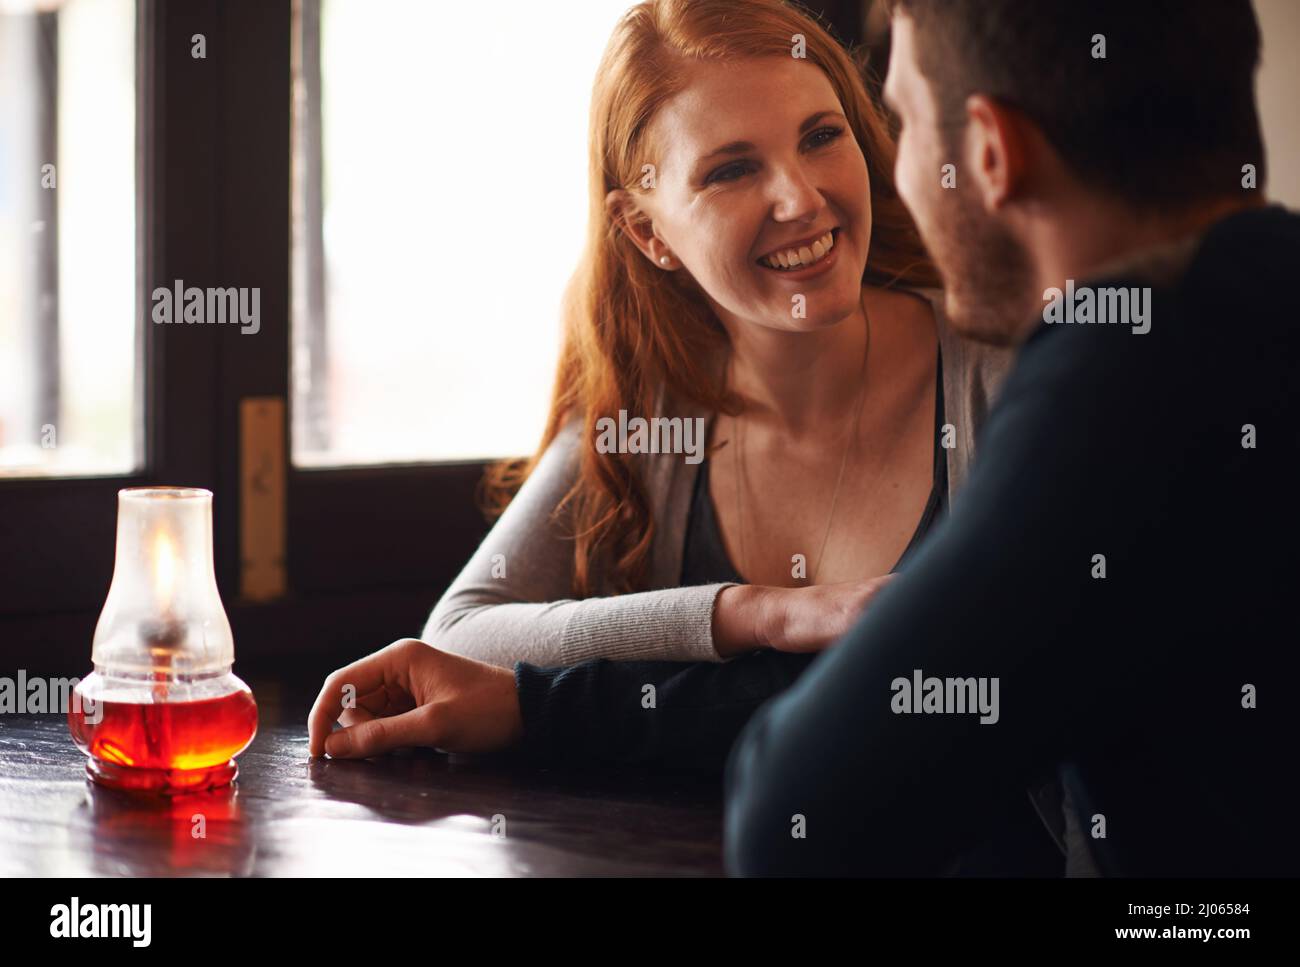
[85,757,238,794]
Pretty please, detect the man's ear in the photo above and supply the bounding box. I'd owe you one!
[963,94,1029,213]
[606,188,674,268]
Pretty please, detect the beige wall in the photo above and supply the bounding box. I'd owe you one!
[1255,0,1300,207]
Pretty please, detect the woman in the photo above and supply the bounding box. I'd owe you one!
[308,0,1010,759]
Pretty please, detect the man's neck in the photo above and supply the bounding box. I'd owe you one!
[1028,194,1265,298]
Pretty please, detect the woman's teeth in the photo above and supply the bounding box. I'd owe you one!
[759,230,835,271]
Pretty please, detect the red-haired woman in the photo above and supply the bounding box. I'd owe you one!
[309,0,1009,763]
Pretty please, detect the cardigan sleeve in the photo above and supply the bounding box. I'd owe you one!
[421,420,730,668]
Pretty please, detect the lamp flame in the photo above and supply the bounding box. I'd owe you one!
[153,529,177,615]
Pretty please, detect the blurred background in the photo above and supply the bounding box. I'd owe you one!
[1,0,1297,681]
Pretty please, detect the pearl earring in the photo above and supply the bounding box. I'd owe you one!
[659,255,671,266]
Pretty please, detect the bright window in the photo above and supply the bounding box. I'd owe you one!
[0,0,138,477]
[292,0,633,466]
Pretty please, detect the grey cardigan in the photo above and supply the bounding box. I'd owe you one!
[421,290,1012,669]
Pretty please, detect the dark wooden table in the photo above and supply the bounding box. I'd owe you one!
[0,680,724,876]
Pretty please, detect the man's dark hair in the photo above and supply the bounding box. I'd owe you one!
[890,0,1265,208]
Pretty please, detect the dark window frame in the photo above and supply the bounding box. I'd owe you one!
[1,0,489,680]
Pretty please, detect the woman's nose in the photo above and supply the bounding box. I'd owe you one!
[767,163,825,223]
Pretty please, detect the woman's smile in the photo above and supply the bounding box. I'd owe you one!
[755,226,844,281]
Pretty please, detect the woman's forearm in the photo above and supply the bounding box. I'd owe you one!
[426,583,736,668]
[712,584,775,658]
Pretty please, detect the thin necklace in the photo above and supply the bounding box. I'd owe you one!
[732,302,872,585]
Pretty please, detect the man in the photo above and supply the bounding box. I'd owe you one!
[723,0,1297,875]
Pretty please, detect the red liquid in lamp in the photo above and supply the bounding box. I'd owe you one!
[69,686,258,793]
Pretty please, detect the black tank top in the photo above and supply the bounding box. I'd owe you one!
[681,349,947,585]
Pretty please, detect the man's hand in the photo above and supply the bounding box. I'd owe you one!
[307,638,523,759]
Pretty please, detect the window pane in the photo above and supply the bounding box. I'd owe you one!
[0,0,138,477]
[292,0,630,466]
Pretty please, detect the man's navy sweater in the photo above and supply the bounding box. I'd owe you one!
[723,205,1298,876]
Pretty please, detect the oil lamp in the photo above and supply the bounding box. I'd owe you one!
[69,487,257,793]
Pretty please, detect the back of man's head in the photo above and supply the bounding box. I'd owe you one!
[889,0,1264,210]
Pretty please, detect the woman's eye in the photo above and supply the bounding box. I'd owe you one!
[706,162,751,184]
[806,125,845,149]
[703,128,843,185]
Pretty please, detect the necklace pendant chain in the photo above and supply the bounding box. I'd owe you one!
[731,302,872,586]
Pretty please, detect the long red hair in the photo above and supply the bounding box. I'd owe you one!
[484,0,937,595]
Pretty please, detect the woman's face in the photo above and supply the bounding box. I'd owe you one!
[623,55,872,335]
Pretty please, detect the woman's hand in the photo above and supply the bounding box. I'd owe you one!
[713,576,896,657]
[307,638,523,759]
[762,576,897,652]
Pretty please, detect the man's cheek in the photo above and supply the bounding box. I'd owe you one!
[897,174,944,260]
[893,154,922,217]
[890,137,918,198]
